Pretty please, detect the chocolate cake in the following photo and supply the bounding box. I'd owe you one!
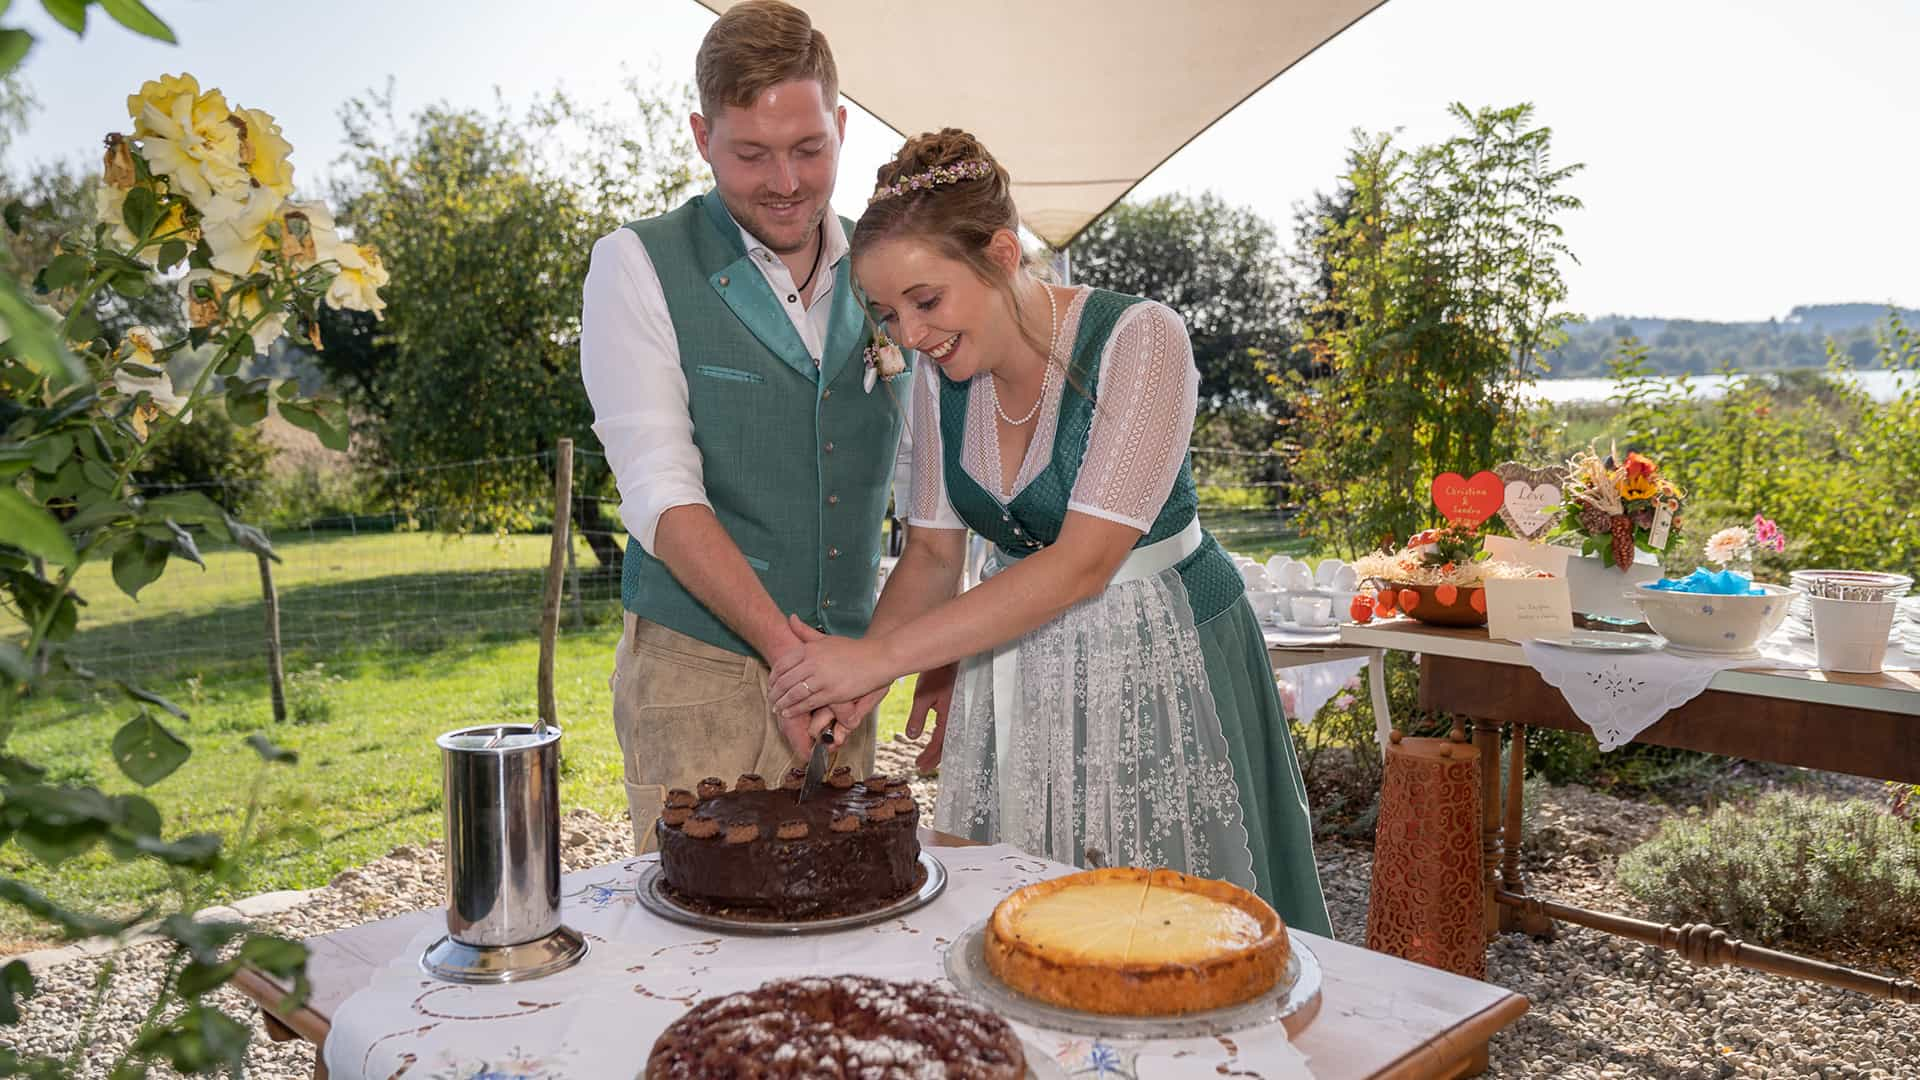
[655,769,921,918]
[645,975,1025,1080]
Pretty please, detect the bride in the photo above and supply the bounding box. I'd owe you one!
[769,129,1330,933]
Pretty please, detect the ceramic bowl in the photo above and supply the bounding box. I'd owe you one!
[1631,582,1795,654]
[1244,589,1282,623]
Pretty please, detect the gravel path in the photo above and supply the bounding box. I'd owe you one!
[9,740,1914,1078]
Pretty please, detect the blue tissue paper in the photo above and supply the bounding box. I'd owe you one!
[1645,568,1765,596]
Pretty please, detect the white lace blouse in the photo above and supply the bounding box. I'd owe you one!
[906,287,1201,535]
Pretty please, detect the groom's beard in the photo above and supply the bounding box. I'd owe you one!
[739,192,829,256]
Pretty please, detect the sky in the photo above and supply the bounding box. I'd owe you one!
[5,0,1915,323]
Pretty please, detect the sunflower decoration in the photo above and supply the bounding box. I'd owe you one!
[1558,444,1686,570]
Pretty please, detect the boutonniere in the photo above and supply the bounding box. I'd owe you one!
[862,329,907,394]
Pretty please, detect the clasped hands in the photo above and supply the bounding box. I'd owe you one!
[769,614,889,759]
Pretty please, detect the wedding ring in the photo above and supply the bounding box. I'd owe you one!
[802,680,813,694]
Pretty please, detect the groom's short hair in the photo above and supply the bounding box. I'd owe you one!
[696,1,840,117]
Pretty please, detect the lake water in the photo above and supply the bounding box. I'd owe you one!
[1529,368,1912,404]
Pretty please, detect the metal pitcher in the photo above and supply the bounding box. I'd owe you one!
[421,723,586,983]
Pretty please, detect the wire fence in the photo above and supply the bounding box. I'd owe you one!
[16,444,1299,682]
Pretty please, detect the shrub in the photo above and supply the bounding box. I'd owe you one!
[286,664,345,725]
[1617,793,1920,947]
[135,397,275,513]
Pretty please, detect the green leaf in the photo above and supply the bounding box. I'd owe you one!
[129,831,220,869]
[108,272,150,299]
[174,958,241,998]
[119,680,188,720]
[279,399,350,451]
[133,1004,251,1073]
[111,712,191,786]
[40,252,86,292]
[113,793,162,837]
[155,239,187,269]
[1,200,23,236]
[120,186,158,242]
[97,0,175,42]
[227,385,267,425]
[31,432,73,474]
[0,755,48,783]
[37,0,86,34]
[0,283,85,384]
[0,486,77,567]
[0,877,132,939]
[110,535,167,598]
[238,935,307,975]
[80,458,116,493]
[244,734,298,765]
[0,30,30,78]
[0,641,27,683]
[158,914,247,963]
[62,496,131,532]
[144,491,226,525]
[0,959,34,1024]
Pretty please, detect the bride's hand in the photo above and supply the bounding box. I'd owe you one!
[770,615,894,720]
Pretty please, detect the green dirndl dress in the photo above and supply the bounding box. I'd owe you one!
[926,288,1332,936]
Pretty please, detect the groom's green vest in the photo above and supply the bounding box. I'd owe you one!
[619,193,904,657]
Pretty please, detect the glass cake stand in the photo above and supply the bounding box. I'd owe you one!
[942,919,1322,1040]
[635,850,947,935]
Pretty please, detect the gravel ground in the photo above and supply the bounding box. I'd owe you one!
[9,738,1914,1078]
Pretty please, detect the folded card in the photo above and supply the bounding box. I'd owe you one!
[1485,575,1574,643]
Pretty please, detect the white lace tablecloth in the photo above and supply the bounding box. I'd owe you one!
[323,844,1311,1080]
[1520,632,1920,751]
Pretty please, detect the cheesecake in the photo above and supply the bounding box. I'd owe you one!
[984,867,1288,1015]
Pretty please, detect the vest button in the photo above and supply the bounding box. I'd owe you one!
[828,547,840,559]
[822,598,835,608]
[717,275,729,286]
[827,494,840,505]
[1012,526,1023,536]
[821,389,832,400]
[823,441,835,453]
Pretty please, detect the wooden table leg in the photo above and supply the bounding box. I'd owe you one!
[1496,724,1557,938]
[1473,719,1503,941]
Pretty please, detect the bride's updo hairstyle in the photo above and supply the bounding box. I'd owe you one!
[853,129,1051,356]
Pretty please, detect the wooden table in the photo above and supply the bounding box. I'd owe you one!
[235,830,1527,1080]
[1336,620,1920,1002]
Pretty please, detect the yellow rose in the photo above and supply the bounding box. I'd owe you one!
[178,269,288,354]
[234,106,295,201]
[128,73,249,209]
[323,243,390,319]
[200,184,284,275]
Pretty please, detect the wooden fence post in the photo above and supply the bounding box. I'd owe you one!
[259,552,286,724]
[538,439,575,731]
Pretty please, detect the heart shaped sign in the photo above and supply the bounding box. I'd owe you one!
[1430,471,1504,526]
[1494,462,1569,541]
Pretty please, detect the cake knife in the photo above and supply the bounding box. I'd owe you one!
[796,723,835,803]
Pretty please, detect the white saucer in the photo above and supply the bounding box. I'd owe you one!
[1533,630,1666,653]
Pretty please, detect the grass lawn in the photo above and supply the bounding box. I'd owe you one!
[1,510,1304,950]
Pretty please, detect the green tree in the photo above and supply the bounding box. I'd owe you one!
[1069,193,1301,498]
[328,83,702,568]
[1287,104,1583,555]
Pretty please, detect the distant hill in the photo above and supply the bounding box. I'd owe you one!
[1542,303,1917,377]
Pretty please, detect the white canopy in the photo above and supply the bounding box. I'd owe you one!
[692,0,1390,248]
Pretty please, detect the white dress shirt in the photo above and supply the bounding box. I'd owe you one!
[580,210,914,555]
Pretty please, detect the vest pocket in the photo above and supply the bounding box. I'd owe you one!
[694,364,766,385]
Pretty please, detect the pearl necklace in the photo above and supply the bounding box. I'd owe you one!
[990,283,1059,427]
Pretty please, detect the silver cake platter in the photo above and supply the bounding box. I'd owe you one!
[943,919,1323,1040]
[636,850,947,935]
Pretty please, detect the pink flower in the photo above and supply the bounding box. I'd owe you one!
[1753,514,1786,553]
[1333,692,1356,711]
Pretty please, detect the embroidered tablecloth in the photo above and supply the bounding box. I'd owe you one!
[1521,632,1918,751]
[323,844,1312,1080]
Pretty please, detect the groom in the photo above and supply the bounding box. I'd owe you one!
[580,0,905,851]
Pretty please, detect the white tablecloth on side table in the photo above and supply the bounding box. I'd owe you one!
[323,844,1312,1080]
